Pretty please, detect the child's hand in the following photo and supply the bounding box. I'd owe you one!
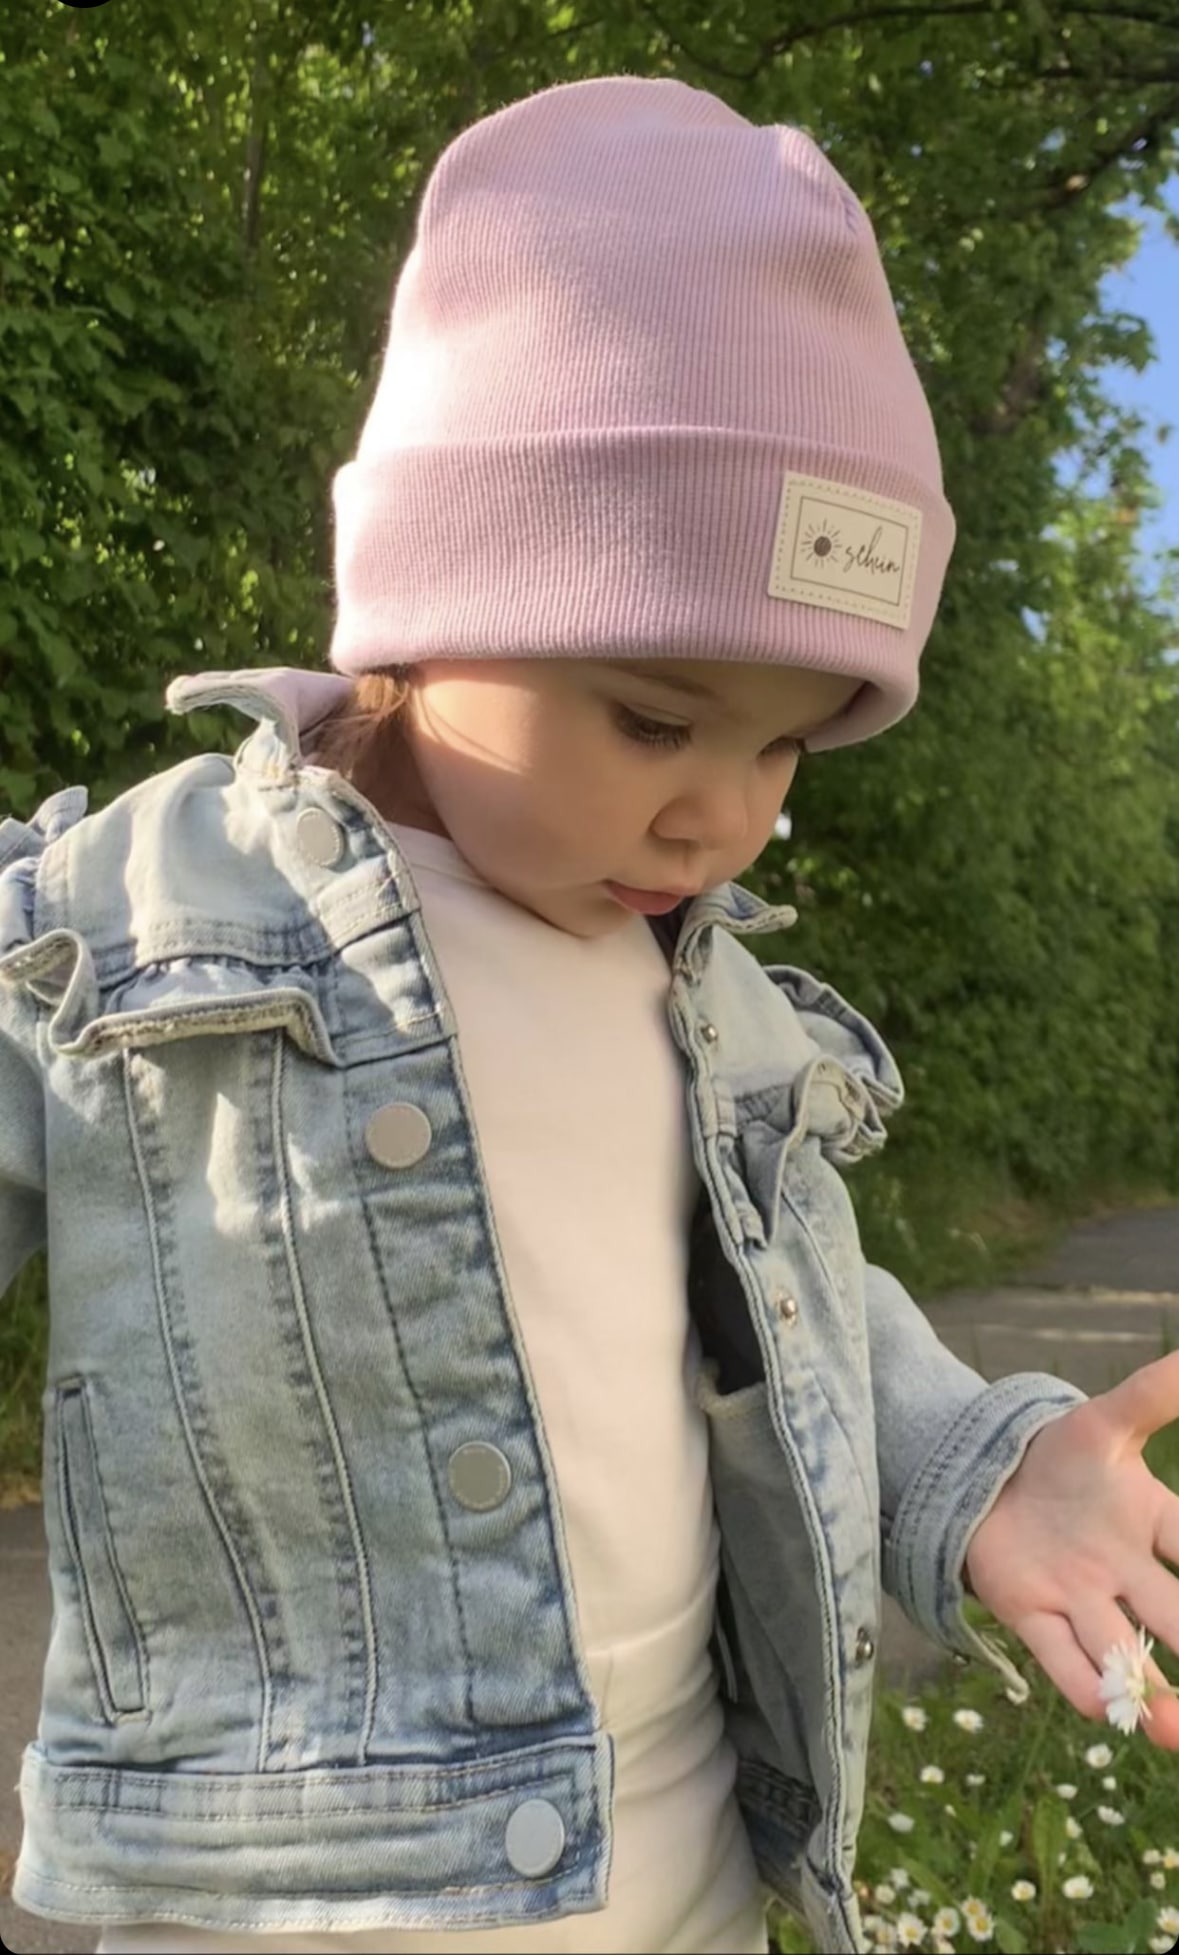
[962,1349,1179,1746]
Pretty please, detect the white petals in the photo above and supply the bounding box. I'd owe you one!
[1096,1634,1154,1736]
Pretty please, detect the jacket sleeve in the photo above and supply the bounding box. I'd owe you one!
[0,789,87,1296]
[864,1259,1086,1698]
[762,962,1089,1698]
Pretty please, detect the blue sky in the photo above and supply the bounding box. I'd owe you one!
[1092,179,1179,570]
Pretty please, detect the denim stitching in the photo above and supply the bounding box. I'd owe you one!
[122,1045,277,1771]
[269,1030,379,1766]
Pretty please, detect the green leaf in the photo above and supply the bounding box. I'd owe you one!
[1073,1902,1161,1955]
[1028,1795,1067,1899]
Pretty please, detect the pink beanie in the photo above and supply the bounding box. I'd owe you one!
[329,75,956,751]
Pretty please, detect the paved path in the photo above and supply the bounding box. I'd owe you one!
[3,1204,1177,1953]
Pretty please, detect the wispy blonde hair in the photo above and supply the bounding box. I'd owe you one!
[310,666,414,805]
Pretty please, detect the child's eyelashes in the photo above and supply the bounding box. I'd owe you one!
[613,705,692,750]
[611,704,801,761]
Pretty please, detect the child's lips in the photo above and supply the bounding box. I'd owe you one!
[603,881,695,915]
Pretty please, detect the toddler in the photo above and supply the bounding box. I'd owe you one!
[5,73,1171,1955]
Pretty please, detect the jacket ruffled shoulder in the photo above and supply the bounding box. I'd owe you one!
[0,787,90,958]
[761,962,905,1166]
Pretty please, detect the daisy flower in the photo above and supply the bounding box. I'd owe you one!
[1062,1874,1095,1900]
[1097,1628,1178,1736]
[920,1764,945,1784]
[889,1812,916,1833]
[952,1708,984,1733]
[1011,1880,1036,1902]
[901,1705,928,1731]
[961,1896,994,1940]
[896,1912,926,1948]
[932,1907,961,1937]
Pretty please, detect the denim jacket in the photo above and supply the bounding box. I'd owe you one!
[0,668,1086,1954]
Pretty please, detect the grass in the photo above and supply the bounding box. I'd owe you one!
[0,1253,47,1503]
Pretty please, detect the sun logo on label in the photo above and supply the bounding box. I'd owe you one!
[800,522,840,564]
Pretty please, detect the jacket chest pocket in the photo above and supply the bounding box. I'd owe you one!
[50,1380,148,1721]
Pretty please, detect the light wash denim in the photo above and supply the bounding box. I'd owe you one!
[0,669,1086,1954]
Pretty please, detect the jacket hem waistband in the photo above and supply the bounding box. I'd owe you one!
[15,1737,614,1933]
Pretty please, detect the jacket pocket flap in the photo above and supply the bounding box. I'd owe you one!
[10,937,339,1065]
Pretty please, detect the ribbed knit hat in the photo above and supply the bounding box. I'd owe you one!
[329,74,955,751]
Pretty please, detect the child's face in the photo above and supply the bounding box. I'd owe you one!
[375,657,860,939]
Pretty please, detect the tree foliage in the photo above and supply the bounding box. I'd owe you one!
[3,0,1179,1278]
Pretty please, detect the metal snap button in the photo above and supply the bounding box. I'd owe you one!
[855,1627,876,1665]
[296,805,346,867]
[774,1293,799,1326]
[365,1103,433,1169]
[701,1022,718,1043]
[504,1798,565,1878]
[447,1442,512,1512]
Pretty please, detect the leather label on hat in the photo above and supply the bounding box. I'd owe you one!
[767,472,922,630]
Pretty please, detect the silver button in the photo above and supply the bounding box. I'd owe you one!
[365,1103,433,1168]
[504,1798,565,1878]
[701,1022,718,1043]
[296,806,346,867]
[774,1293,799,1326]
[447,1442,512,1511]
[855,1627,876,1665]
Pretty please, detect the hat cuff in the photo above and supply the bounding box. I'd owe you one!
[329,428,954,753]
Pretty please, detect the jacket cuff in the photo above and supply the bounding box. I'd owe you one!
[882,1374,1088,1699]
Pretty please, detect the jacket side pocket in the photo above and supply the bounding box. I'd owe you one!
[54,1380,148,1720]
